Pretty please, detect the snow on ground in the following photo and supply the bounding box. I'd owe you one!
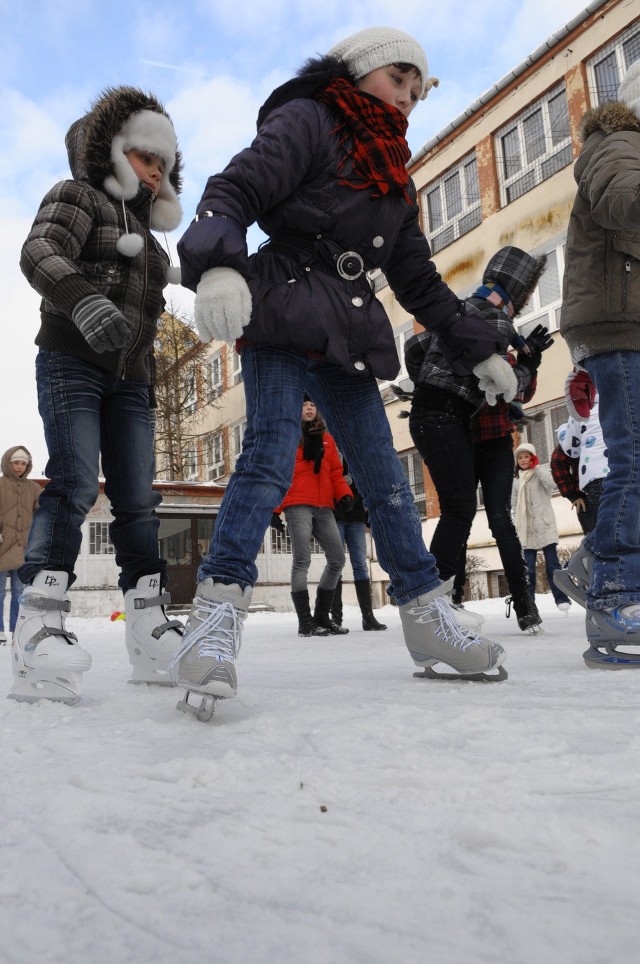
[1,594,639,964]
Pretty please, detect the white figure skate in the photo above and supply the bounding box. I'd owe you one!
[169,580,252,721]
[8,571,92,704]
[401,582,507,682]
[124,573,184,685]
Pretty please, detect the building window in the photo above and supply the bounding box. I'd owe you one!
[184,446,198,480]
[231,419,247,464]
[269,528,323,555]
[89,521,115,555]
[398,448,427,519]
[183,373,197,413]
[231,347,243,385]
[421,154,481,254]
[588,22,640,105]
[496,85,572,205]
[204,432,225,480]
[206,350,223,399]
[515,242,565,337]
[521,400,567,466]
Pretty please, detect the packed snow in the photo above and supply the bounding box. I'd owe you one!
[1,593,638,964]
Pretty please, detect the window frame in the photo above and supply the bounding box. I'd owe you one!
[420,152,482,255]
[495,83,572,207]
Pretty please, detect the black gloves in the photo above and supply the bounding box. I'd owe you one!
[517,324,553,372]
[337,495,354,513]
[270,512,285,533]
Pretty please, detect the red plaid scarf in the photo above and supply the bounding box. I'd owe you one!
[315,77,412,202]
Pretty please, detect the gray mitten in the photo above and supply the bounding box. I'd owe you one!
[72,295,134,353]
[194,266,252,344]
[473,354,518,406]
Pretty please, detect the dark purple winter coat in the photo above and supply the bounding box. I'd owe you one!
[178,57,502,380]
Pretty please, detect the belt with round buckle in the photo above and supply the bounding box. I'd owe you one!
[335,251,365,280]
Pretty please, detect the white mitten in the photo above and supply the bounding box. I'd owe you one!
[194,266,252,344]
[473,354,518,406]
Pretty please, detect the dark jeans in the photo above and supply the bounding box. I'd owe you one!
[524,544,570,605]
[453,435,529,598]
[409,408,476,582]
[20,350,164,592]
[577,478,604,534]
[0,569,24,632]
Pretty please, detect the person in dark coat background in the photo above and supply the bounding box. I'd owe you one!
[331,457,386,631]
[171,26,513,711]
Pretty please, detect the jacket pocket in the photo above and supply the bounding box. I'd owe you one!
[612,236,640,313]
[79,261,124,291]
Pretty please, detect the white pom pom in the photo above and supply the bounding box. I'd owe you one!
[166,265,182,285]
[116,233,144,257]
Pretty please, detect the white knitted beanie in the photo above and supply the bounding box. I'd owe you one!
[328,27,438,100]
[514,442,536,458]
[618,60,640,118]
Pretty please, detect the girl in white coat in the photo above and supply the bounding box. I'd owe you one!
[513,443,571,612]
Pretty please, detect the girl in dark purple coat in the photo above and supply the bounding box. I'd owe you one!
[171,27,515,716]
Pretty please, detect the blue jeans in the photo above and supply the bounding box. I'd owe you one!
[200,345,440,605]
[336,521,369,581]
[19,350,164,592]
[0,570,24,632]
[583,351,640,610]
[524,545,570,605]
[285,505,345,592]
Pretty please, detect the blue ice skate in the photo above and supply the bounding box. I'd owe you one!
[583,603,640,669]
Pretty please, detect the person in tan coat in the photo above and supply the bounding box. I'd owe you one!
[0,447,41,642]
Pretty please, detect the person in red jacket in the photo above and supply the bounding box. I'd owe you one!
[274,398,353,636]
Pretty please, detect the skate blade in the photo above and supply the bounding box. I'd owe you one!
[583,645,640,670]
[7,678,81,704]
[553,570,587,608]
[413,665,508,683]
[176,689,222,722]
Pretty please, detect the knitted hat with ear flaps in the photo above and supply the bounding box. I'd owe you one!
[327,27,438,100]
[618,60,640,118]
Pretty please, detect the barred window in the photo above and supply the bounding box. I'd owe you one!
[206,350,223,398]
[496,85,572,206]
[421,154,482,254]
[204,432,225,480]
[588,22,640,105]
[89,521,115,555]
[515,243,565,336]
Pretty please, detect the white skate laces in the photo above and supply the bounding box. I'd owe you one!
[169,596,243,676]
[408,596,478,649]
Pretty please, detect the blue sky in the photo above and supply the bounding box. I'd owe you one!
[1,0,591,472]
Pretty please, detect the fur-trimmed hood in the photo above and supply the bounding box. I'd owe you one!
[579,99,640,142]
[257,55,356,127]
[65,86,183,234]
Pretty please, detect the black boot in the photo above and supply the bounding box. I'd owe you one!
[331,578,343,626]
[291,590,329,637]
[354,579,387,631]
[314,587,349,634]
[506,587,542,632]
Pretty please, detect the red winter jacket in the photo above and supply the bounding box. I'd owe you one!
[276,432,352,512]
